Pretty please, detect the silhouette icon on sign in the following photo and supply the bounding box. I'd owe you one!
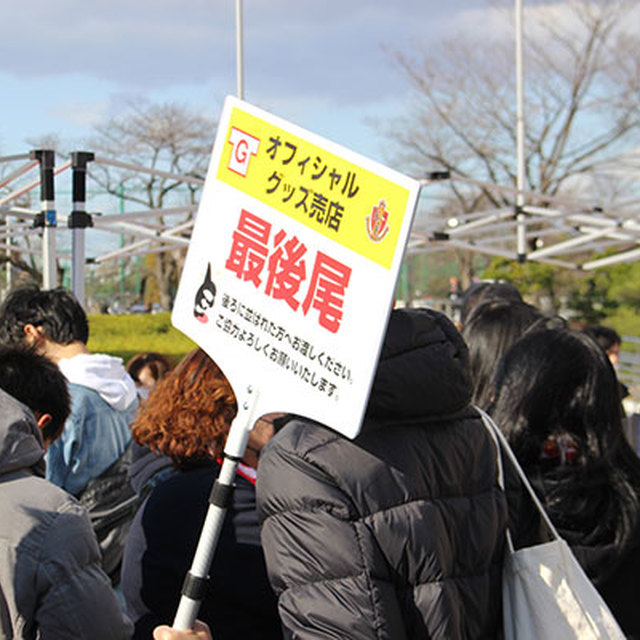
[193,264,216,323]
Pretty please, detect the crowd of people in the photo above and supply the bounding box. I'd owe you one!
[0,282,638,639]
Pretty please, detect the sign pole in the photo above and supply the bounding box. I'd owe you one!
[170,96,421,631]
[172,385,260,631]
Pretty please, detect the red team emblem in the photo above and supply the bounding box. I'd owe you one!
[366,199,390,242]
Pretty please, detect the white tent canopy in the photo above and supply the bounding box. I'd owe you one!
[0,150,202,304]
[411,171,640,272]
[1,150,639,307]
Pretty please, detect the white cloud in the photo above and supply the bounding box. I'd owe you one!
[48,98,111,129]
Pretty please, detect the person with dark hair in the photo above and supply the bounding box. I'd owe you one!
[126,351,172,400]
[461,299,547,409]
[0,285,139,583]
[121,348,282,640]
[585,325,622,364]
[0,286,90,346]
[0,346,131,639]
[489,327,640,636]
[457,280,523,328]
[257,308,507,638]
[585,324,629,401]
[0,285,138,494]
[0,345,69,447]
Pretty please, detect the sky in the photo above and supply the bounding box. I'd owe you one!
[3,0,556,267]
[1,0,486,167]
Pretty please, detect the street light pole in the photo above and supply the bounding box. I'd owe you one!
[236,0,244,99]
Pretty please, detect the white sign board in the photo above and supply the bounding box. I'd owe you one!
[172,96,420,438]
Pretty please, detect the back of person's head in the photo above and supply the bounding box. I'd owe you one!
[0,286,89,346]
[367,307,472,420]
[490,327,640,551]
[126,352,172,387]
[462,300,546,409]
[491,327,622,465]
[132,348,237,467]
[585,325,621,354]
[0,346,70,444]
[458,281,523,327]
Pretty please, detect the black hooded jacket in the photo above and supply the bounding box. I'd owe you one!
[257,308,508,639]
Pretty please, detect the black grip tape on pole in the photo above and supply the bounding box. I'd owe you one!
[181,572,209,600]
[209,479,235,508]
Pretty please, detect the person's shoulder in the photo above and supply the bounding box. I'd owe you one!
[37,486,101,567]
[0,474,98,558]
[66,382,101,398]
[67,383,107,407]
[1,473,80,511]
[145,461,216,510]
[258,420,355,493]
[29,477,92,530]
[263,418,344,460]
[67,383,137,418]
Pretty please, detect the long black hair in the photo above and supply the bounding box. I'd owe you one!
[490,327,640,577]
[458,280,522,327]
[462,299,545,409]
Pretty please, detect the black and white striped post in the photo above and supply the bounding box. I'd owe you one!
[68,152,95,307]
[31,149,57,289]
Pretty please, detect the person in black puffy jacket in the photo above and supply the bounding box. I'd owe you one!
[256,307,508,639]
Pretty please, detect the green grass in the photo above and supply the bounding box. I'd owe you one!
[89,306,640,367]
[87,312,196,366]
[601,307,640,353]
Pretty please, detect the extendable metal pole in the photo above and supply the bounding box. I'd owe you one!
[32,149,57,289]
[172,386,260,630]
[515,0,527,263]
[68,152,95,307]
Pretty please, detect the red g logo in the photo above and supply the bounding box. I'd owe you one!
[227,127,260,177]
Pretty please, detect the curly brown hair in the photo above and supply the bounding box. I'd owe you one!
[131,348,237,466]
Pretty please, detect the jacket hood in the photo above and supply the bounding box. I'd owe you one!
[0,388,45,477]
[366,307,472,421]
[58,353,138,411]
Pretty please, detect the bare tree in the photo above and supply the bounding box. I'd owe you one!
[88,101,215,309]
[391,0,640,227]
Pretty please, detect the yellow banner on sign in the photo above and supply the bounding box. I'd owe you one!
[216,107,410,270]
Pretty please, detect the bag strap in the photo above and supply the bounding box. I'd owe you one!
[481,408,505,491]
[475,406,561,542]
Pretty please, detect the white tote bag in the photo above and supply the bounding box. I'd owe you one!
[477,408,626,640]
